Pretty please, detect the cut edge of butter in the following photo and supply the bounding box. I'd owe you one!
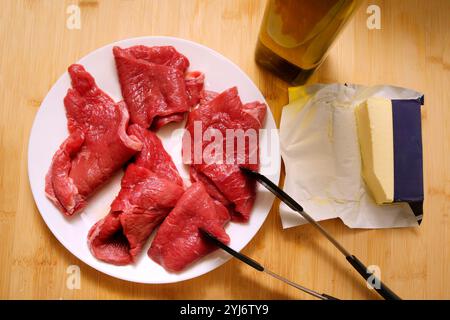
[355,97,394,204]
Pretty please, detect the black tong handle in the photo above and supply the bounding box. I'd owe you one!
[240,167,402,300]
[200,228,339,300]
[201,228,264,271]
[346,255,401,300]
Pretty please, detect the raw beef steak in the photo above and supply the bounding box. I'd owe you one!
[149,182,230,272]
[88,164,184,265]
[88,126,184,265]
[45,64,142,216]
[183,87,266,221]
[128,124,183,187]
[113,46,204,130]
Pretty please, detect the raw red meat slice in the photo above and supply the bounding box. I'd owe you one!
[183,87,267,221]
[148,182,230,272]
[185,71,205,107]
[113,46,204,130]
[45,130,86,214]
[88,126,184,265]
[128,124,183,186]
[88,164,184,265]
[152,113,185,131]
[45,64,142,216]
[118,45,190,71]
[150,71,204,129]
[199,90,219,105]
[189,166,231,207]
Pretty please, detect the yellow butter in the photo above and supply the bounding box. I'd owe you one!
[355,97,394,204]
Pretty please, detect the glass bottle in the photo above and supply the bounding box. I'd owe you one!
[255,0,362,84]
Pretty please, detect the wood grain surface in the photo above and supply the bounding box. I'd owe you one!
[0,0,449,299]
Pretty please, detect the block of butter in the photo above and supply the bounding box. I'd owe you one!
[355,97,424,206]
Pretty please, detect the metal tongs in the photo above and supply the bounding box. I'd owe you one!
[239,166,401,300]
[199,228,338,300]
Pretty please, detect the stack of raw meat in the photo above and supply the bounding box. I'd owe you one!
[45,45,267,272]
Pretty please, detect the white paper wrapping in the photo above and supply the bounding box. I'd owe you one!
[279,83,423,229]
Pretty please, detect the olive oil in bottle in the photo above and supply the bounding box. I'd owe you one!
[256,0,362,84]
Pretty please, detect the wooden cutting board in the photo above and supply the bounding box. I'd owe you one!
[0,0,449,299]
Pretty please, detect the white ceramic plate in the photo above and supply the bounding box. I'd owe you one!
[28,36,280,284]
